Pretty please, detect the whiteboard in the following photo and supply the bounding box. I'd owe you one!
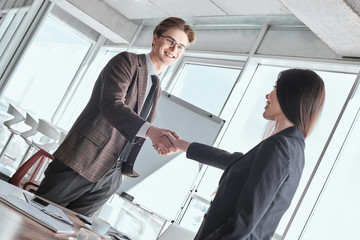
[117,91,224,219]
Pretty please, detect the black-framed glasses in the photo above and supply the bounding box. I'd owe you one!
[159,34,187,52]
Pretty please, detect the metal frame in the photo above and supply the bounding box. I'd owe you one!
[0,0,53,94]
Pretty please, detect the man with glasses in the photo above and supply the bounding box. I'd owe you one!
[159,34,188,52]
[36,17,195,216]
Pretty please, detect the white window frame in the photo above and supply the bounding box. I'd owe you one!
[164,56,245,94]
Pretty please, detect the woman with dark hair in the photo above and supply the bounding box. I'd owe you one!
[162,68,325,240]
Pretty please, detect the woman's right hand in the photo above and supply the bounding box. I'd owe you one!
[166,131,178,145]
[165,132,191,152]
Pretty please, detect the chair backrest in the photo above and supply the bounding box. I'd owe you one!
[20,113,39,139]
[32,119,61,152]
[36,119,60,141]
[157,224,196,240]
[58,130,67,145]
[8,149,54,191]
[3,103,25,128]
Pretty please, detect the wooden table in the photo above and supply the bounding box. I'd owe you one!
[0,179,94,240]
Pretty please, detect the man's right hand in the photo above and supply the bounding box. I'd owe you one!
[146,125,179,156]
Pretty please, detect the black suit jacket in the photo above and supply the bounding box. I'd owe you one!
[187,126,305,240]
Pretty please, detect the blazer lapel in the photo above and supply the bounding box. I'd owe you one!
[136,54,148,113]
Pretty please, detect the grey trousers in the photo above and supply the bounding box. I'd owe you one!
[35,158,122,216]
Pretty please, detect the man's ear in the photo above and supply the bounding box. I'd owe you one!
[152,34,158,47]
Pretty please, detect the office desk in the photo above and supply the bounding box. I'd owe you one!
[0,180,89,240]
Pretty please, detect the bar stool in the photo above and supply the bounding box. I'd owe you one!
[31,119,61,153]
[0,103,26,162]
[17,119,62,185]
[18,112,39,166]
[8,149,54,192]
[57,127,68,145]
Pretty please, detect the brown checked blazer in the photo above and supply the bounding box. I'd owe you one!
[54,52,161,182]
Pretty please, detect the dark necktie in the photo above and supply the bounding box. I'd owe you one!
[120,75,159,177]
[139,75,159,120]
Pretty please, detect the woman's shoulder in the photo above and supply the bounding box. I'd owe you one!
[258,132,304,164]
[257,135,292,161]
[261,134,289,149]
[262,127,304,149]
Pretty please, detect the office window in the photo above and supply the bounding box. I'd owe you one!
[300,105,360,238]
[2,14,92,120]
[55,49,122,130]
[294,77,360,239]
[169,60,241,115]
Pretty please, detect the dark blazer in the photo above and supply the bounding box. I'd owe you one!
[187,126,305,240]
[54,52,161,181]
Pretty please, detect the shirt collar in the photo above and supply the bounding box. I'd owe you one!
[146,54,157,76]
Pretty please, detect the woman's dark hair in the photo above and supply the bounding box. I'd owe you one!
[153,17,195,44]
[276,69,325,138]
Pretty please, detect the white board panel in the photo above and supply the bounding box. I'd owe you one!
[117,91,224,219]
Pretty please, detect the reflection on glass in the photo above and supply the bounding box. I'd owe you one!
[171,64,240,115]
[179,195,210,232]
[195,166,222,200]
[99,196,167,240]
[3,15,91,120]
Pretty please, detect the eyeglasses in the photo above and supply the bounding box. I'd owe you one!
[159,34,187,52]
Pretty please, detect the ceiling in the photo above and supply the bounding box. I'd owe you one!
[52,0,360,57]
[103,0,291,20]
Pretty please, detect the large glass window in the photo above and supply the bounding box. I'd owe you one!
[2,14,92,121]
[0,13,93,176]
[169,59,242,115]
[293,75,360,239]
[55,49,122,130]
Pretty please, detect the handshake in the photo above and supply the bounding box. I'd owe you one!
[146,125,189,155]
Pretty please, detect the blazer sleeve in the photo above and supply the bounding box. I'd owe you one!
[205,136,291,240]
[99,52,146,143]
[186,142,243,170]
